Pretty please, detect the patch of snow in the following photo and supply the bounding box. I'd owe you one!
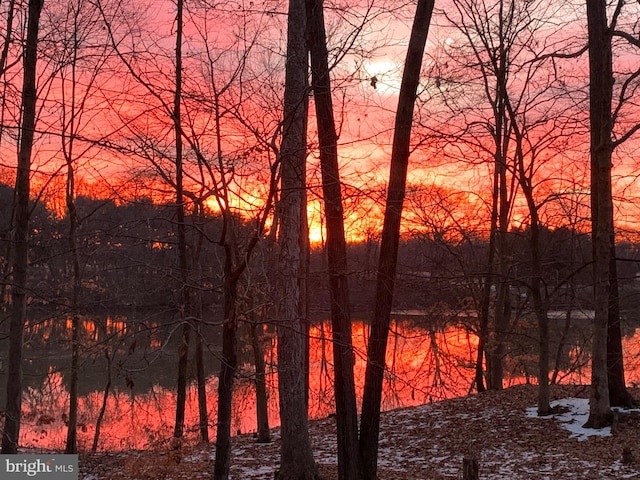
[232,464,275,479]
[526,397,611,441]
[610,460,640,479]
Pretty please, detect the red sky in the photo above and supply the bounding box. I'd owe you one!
[1,0,639,242]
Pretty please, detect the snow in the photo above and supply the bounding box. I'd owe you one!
[78,386,640,480]
[527,397,640,441]
[526,397,612,440]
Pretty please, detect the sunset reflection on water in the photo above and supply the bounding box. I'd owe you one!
[12,319,640,452]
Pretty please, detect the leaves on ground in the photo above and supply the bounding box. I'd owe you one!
[76,385,640,479]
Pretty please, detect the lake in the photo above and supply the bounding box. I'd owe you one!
[3,313,640,451]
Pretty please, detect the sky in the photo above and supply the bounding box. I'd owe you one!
[0,0,639,241]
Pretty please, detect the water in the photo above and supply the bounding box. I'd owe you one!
[4,313,640,451]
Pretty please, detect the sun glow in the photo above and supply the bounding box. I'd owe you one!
[363,59,403,94]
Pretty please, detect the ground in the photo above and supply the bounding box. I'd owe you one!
[77,384,640,479]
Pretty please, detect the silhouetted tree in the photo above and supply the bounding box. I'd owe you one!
[1,0,43,455]
[358,1,435,478]
[273,0,321,478]
[306,0,359,478]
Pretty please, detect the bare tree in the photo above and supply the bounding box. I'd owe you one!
[585,0,613,428]
[425,0,524,391]
[358,1,435,478]
[37,0,113,453]
[171,0,194,443]
[604,0,639,409]
[272,0,321,478]
[1,0,43,455]
[585,0,640,424]
[306,0,359,478]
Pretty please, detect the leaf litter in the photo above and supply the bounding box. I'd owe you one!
[75,384,640,479]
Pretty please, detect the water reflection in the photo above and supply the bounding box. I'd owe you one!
[7,317,640,451]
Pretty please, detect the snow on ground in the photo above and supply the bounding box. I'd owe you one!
[78,385,640,480]
[526,397,612,440]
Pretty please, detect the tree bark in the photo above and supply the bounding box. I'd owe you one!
[92,348,112,452]
[195,322,209,442]
[251,322,271,443]
[1,0,43,455]
[213,261,239,480]
[274,0,320,477]
[306,0,359,478]
[607,247,633,406]
[358,1,435,478]
[172,0,193,441]
[586,0,613,428]
[462,457,479,480]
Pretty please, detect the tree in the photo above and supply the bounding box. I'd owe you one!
[358,1,435,478]
[426,0,523,391]
[585,0,613,428]
[97,0,285,471]
[306,0,359,478]
[248,303,271,443]
[179,7,284,477]
[586,0,640,424]
[604,0,639,409]
[171,0,193,442]
[482,0,583,415]
[39,0,113,453]
[421,0,592,403]
[1,0,43,454]
[273,0,320,478]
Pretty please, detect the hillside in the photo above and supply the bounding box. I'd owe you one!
[77,384,640,479]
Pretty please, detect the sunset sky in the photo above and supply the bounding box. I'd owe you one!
[0,0,639,243]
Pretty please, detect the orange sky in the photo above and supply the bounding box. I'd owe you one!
[1,0,639,244]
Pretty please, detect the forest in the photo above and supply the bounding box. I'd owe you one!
[1,0,640,479]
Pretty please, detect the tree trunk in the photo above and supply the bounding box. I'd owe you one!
[274,0,320,477]
[172,0,192,441]
[306,0,359,478]
[475,173,500,393]
[63,49,82,453]
[213,260,239,480]
[92,348,112,452]
[358,1,435,478]
[532,277,550,415]
[489,276,510,390]
[505,92,550,413]
[462,457,479,480]
[251,323,271,443]
[300,171,311,410]
[174,319,191,438]
[485,6,514,391]
[0,0,16,309]
[607,247,633,406]
[193,206,210,442]
[65,311,80,453]
[585,0,613,428]
[0,0,15,77]
[195,322,209,443]
[1,0,42,455]
[487,55,511,392]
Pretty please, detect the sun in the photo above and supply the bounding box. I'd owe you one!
[363,59,402,94]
